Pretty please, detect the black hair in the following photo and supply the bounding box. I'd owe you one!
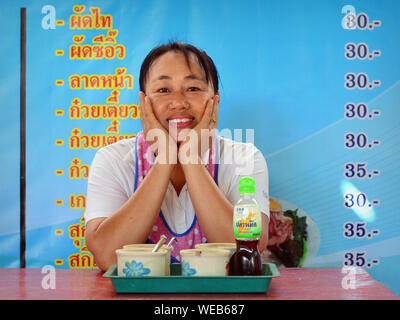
[139,41,219,94]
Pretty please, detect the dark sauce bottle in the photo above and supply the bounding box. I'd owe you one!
[229,239,262,275]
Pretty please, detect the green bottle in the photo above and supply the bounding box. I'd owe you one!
[229,177,262,275]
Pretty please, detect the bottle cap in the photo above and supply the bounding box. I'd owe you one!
[238,177,255,193]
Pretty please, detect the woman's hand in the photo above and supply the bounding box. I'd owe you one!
[139,91,177,164]
[178,94,219,165]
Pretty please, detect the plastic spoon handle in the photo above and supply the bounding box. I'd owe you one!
[166,237,177,248]
[152,235,167,253]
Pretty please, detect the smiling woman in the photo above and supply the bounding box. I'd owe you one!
[84,41,270,271]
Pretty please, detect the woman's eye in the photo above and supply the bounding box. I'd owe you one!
[157,88,169,93]
[188,87,200,92]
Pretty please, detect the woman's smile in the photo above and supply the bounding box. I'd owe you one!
[168,115,195,129]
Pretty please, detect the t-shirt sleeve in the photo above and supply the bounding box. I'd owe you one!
[221,142,270,218]
[84,147,131,224]
[252,150,270,218]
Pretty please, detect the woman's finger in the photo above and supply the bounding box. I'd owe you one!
[144,96,157,122]
[139,92,160,128]
[139,91,152,135]
[211,95,219,128]
[200,97,214,128]
[139,91,147,120]
[205,96,218,129]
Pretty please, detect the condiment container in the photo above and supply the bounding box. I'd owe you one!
[195,243,236,258]
[116,248,168,277]
[122,244,172,275]
[180,248,231,277]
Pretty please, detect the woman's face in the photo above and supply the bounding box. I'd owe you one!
[144,51,217,137]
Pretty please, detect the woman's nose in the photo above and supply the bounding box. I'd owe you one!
[168,91,189,109]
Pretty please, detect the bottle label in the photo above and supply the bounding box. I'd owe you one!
[233,205,262,239]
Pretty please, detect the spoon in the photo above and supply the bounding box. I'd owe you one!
[152,235,167,253]
[166,237,177,248]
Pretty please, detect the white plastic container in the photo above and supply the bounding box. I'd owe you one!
[122,244,172,275]
[116,248,168,277]
[194,243,236,258]
[180,248,231,277]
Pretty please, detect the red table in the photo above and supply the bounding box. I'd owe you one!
[0,267,398,300]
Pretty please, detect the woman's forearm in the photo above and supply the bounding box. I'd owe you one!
[181,159,235,243]
[87,159,175,270]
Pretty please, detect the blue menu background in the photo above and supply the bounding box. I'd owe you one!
[0,0,399,296]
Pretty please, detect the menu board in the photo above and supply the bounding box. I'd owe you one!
[0,0,399,296]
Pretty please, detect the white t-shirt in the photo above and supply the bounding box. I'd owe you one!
[85,136,270,233]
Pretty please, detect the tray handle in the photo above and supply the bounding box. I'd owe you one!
[267,263,280,278]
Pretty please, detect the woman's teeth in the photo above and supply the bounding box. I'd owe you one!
[169,118,192,124]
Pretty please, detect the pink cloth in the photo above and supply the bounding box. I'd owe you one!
[134,131,218,262]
